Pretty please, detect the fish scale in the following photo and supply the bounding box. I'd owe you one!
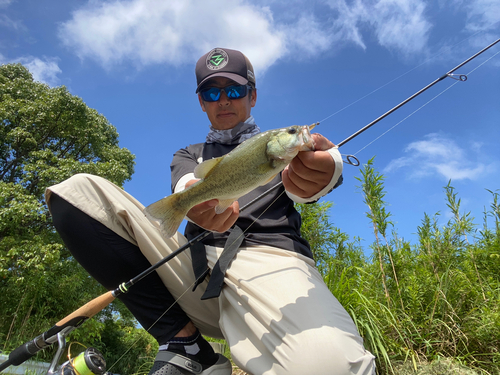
[144,124,316,238]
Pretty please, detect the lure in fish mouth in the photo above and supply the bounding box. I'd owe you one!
[273,124,316,154]
[302,123,317,150]
[145,123,318,238]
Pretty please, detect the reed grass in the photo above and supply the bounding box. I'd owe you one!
[305,158,500,374]
[2,158,499,374]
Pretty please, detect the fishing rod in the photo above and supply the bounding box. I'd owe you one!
[1,36,499,374]
[337,37,500,147]
[0,185,282,374]
[246,37,500,206]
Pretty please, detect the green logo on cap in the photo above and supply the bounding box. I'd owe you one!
[209,55,225,66]
[206,48,229,70]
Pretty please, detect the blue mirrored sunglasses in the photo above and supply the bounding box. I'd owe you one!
[200,84,251,102]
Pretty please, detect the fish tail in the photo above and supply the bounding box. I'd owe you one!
[144,194,188,238]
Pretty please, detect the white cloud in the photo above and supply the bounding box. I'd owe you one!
[384,133,496,181]
[371,0,431,55]
[13,56,62,86]
[58,0,286,72]
[0,0,13,7]
[324,0,432,56]
[58,0,433,71]
[445,0,500,56]
[278,14,337,57]
[324,0,369,50]
[461,0,500,32]
[0,13,26,31]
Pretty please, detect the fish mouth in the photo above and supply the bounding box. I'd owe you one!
[301,125,316,151]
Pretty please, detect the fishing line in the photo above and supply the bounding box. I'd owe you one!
[107,276,200,372]
[318,28,491,125]
[464,48,500,74]
[336,37,500,148]
[4,35,500,375]
[353,82,459,155]
[134,39,500,337]
[353,48,500,156]
[107,188,289,370]
[226,188,288,248]
[93,38,500,370]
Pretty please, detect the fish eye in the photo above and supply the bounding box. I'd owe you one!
[288,128,297,134]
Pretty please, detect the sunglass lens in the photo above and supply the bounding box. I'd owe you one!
[202,87,221,102]
[225,85,247,99]
[201,85,248,101]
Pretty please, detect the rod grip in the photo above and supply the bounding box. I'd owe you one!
[53,291,115,330]
[0,291,116,372]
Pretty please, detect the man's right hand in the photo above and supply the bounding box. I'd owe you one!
[185,179,239,233]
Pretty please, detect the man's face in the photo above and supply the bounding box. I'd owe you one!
[198,77,257,130]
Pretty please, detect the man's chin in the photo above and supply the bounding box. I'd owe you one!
[212,121,239,130]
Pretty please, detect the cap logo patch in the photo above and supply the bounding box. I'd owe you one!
[206,48,229,70]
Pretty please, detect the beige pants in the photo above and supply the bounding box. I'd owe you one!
[45,174,375,375]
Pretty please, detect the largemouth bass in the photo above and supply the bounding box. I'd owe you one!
[144,124,316,238]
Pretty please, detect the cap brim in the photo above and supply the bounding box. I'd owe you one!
[195,72,248,93]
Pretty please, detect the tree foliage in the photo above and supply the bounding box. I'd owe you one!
[2,63,498,375]
[0,63,148,370]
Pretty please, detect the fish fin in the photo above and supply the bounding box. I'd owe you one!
[144,194,187,239]
[215,199,236,214]
[194,156,224,179]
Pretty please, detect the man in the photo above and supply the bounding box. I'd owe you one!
[46,48,375,375]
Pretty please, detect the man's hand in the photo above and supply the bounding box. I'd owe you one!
[185,179,239,232]
[282,133,336,198]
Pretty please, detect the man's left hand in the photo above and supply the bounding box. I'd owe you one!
[282,133,336,199]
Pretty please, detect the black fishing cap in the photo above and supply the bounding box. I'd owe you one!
[195,47,256,93]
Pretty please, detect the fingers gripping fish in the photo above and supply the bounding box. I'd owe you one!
[144,124,317,239]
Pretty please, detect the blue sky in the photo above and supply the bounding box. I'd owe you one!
[2,0,499,250]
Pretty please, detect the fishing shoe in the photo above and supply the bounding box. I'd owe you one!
[148,351,231,375]
[148,330,231,375]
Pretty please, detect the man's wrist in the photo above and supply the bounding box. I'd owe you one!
[174,173,196,193]
[286,147,343,203]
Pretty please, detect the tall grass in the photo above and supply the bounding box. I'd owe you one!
[302,158,500,374]
[2,157,498,375]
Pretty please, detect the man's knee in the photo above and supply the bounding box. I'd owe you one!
[61,172,104,187]
[276,329,375,375]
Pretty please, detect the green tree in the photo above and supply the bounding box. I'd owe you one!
[0,63,136,361]
[297,201,365,277]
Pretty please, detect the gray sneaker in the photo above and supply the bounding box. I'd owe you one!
[148,351,232,375]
